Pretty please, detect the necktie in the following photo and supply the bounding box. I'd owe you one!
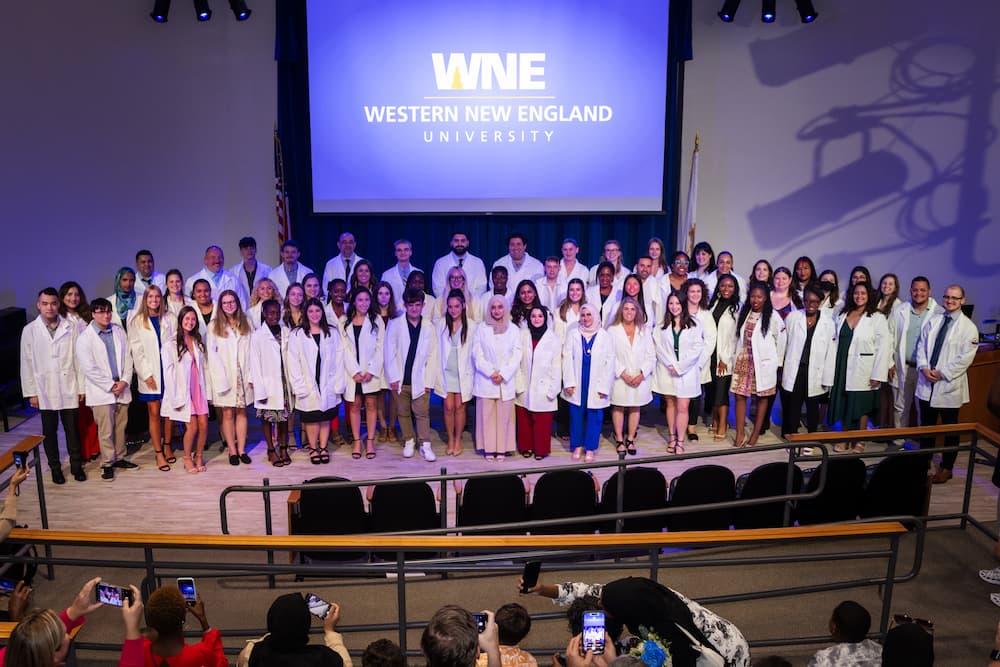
[345,258,351,279]
[929,315,951,368]
[459,257,464,268]
[142,278,151,286]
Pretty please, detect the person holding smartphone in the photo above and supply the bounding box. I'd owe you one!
[1,576,103,665]
[140,585,227,667]
[0,467,29,543]
[237,593,352,667]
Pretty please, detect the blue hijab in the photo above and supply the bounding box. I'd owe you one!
[114,267,136,322]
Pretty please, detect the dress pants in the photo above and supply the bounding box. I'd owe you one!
[918,400,960,470]
[397,385,431,443]
[476,397,515,455]
[91,403,129,467]
[893,365,919,427]
[515,406,553,457]
[780,367,820,437]
[40,408,82,473]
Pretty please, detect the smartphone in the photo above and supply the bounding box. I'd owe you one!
[520,561,541,593]
[581,611,605,655]
[0,578,16,594]
[305,593,331,620]
[473,612,488,634]
[95,582,133,608]
[12,452,26,470]
[177,577,196,605]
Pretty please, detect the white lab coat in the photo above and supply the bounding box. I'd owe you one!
[514,328,562,412]
[493,253,545,288]
[431,289,481,323]
[165,296,196,320]
[821,312,891,391]
[434,321,478,403]
[343,316,386,400]
[20,316,83,410]
[552,306,581,342]
[780,311,836,397]
[471,323,522,400]
[380,264,421,310]
[584,285,620,329]
[248,324,291,412]
[206,324,254,407]
[588,263,629,288]
[247,301,284,330]
[106,294,138,329]
[914,311,979,408]
[608,324,656,406]
[127,314,175,398]
[561,326,615,409]
[287,327,346,413]
[228,261,272,302]
[134,272,166,297]
[477,292,515,324]
[534,279,566,313]
[184,267,249,308]
[384,316,439,398]
[703,271,748,302]
[432,252,489,298]
[268,263,313,300]
[652,321,705,398]
[160,340,208,423]
[559,259,589,286]
[691,308,718,385]
[76,323,133,406]
[735,311,786,393]
[714,306,740,377]
[888,298,943,389]
[321,254,365,292]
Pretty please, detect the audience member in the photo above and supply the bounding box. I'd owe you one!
[422,605,500,667]
[475,602,537,667]
[881,621,933,667]
[807,600,881,666]
[0,468,30,542]
[1,576,103,666]
[237,594,350,667]
[137,586,227,666]
[362,639,406,667]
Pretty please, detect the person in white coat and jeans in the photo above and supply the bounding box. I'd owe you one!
[514,305,562,460]
[287,298,347,464]
[385,288,440,461]
[76,298,139,481]
[608,297,656,458]
[472,295,522,461]
[915,284,979,484]
[780,286,835,450]
[20,287,85,483]
[887,276,942,430]
[652,293,705,455]
[435,290,477,457]
[562,304,614,461]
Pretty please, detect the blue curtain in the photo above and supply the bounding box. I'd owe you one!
[275,0,693,274]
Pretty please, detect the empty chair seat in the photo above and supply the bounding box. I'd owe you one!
[529,470,598,535]
[456,474,529,535]
[666,465,736,532]
[369,480,441,560]
[732,462,803,529]
[860,453,931,520]
[288,476,370,562]
[795,457,867,525]
[598,467,668,534]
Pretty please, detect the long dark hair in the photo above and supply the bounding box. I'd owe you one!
[58,280,92,322]
[375,281,399,321]
[849,265,872,287]
[621,274,648,321]
[510,279,541,326]
[346,286,379,331]
[444,289,469,345]
[349,259,375,293]
[175,306,204,359]
[841,281,878,317]
[709,274,741,319]
[793,255,817,292]
[301,297,332,336]
[818,270,840,308]
[692,241,716,274]
[662,292,695,330]
[679,278,709,311]
[737,280,774,337]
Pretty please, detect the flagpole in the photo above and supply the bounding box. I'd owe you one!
[680,133,699,256]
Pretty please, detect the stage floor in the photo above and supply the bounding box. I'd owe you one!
[2,403,995,537]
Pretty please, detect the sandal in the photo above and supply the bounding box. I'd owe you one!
[688,431,699,442]
[521,450,534,458]
[713,431,727,442]
[675,440,686,455]
[267,446,278,465]
[832,442,852,453]
[852,442,866,454]
[615,440,627,456]
[666,438,677,454]
[626,439,637,456]
[183,454,198,474]
[365,438,376,460]
[310,448,323,464]
[352,439,363,460]
[195,453,207,472]
[378,428,389,443]
[319,447,330,464]
[153,448,171,472]
[584,451,595,463]
[163,445,177,464]
[571,448,583,461]
[278,445,291,467]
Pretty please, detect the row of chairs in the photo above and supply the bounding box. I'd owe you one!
[288,453,930,562]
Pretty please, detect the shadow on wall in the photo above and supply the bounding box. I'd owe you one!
[746,0,1000,280]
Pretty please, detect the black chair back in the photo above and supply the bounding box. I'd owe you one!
[795,457,867,525]
[457,474,528,534]
[290,476,370,562]
[598,467,668,533]
[733,462,803,529]
[860,453,931,520]
[666,465,736,532]
[370,480,441,560]
[529,470,598,535]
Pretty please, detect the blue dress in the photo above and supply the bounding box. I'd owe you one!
[139,316,164,402]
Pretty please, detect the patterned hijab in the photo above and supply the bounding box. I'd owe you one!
[114,267,137,321]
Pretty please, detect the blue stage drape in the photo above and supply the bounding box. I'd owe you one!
[275,0,693,274]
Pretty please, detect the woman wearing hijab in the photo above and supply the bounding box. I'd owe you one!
[523,577,749,667]
[514,305,562,460]
[237,593,350,667]
[562,304,615,461]
[472,295,522,461]
[108,266,148,445]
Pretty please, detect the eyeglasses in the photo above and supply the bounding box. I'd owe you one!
[673,260,689,266]
[941,295,961,301]
[92,308,111,314]
[892,613,934,633]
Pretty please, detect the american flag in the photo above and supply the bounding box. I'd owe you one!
[274,126,291,245]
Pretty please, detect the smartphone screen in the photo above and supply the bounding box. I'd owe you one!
[12,452,25,470]
[520,561,541,593]
[0,578,16,593]
[305,593,331,620]
[582,611,605,655]
[177,577,196,604]
[95,582,125,607]
[473,613,488,633]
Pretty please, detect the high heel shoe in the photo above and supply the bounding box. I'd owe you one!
[195,453,207,472]
[183,454,198,474]
[278,445,291,467]
[163,444,177,464]
[319,447,330,464]
[666,437,677,454]
[625,438,637,456]
[351,439,362,459]
[365,438,376,460]
[153,447,171,472]
[615,440,627,456]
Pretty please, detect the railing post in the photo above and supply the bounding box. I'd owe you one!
[961,431,978,530]
[782,446,795,527]
[879,534,900,639]
[32,442,54,579]
[263,478,275,589]
[615,457,627,534]
[396,551,408,655]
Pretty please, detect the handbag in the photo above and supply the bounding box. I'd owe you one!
[674,623,726,667]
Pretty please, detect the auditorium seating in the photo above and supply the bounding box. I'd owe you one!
[455,474,530,535]
[528,469,599,535]
[795,458,867,525]
[368,480,441,560]
[860,453,932,520]
[666,465,736,532]
[733,462,803,529]
[597,467,668,534]
[288,476,370,563]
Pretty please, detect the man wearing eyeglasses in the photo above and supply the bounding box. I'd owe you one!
[914,284,978,484]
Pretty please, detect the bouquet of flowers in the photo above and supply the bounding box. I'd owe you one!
[628,625,672,667]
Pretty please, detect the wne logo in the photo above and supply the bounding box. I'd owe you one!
[431,53,545,91]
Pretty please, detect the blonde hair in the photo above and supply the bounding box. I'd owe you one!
[611,295,647,328]
[212,289,252,337]
[7,608,65,667]
[251,278,279,307]
[136,285,165,329]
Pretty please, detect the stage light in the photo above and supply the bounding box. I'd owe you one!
[795,0,818,22]
[194,0,211,21]
[761,0,776,22]
[228,0,251,20]
[150,0,170,22]
[718,0,741,22]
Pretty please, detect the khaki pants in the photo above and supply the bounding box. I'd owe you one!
[476,397,515,455]
[92,403,128,467]
[397,386,430,443]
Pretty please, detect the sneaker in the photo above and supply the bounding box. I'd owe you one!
[113,459,141,471]
[980,567,1000,585]
[420,442,436,462]
[991,593,1000,608]
[402,439,415,458]
[101,466,115,482]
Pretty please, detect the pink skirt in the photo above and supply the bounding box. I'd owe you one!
[190,358,209,416]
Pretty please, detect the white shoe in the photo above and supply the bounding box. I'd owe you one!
[800,447,816,456]
[420,442,436,462]
[980,567,1000,585]
[402,439,415,458]
[991,593,1000,608]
